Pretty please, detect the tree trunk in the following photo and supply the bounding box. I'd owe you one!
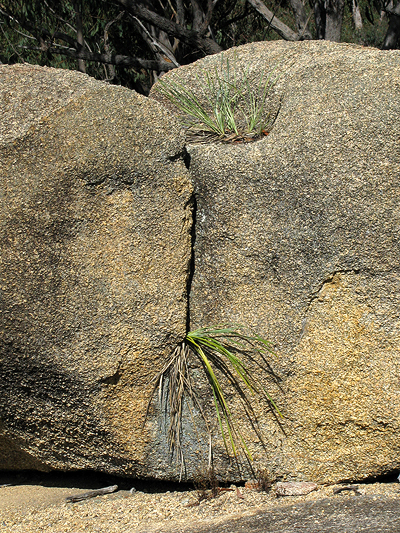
[382,2,400,49]
[289,0,313,39]
[352,0,363,30]
[314,0,326,39]
[313,0,345,40]
[72,1,86,73]
[324,0,345,41]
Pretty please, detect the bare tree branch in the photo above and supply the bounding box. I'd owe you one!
[22,45,176,71]
[131,15,180,66]
[176,0,185,26]
[246,0,299,40]
[115,0,222,54]
[190,0,204,31]
[199,0,215,35]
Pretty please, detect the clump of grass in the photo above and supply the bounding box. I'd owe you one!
[256,468,273,492]
[146,325,282,474]
[156,54,281,143]
[194,464,219,503]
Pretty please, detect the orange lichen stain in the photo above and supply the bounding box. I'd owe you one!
[318,273,343,299]
[97,363,160,463]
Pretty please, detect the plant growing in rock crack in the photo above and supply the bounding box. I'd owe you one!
[156,54,281,144]
[146,325,282,475]
[193,464,219,503]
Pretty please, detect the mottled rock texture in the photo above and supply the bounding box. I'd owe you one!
[151,41,400,483]
[0,64,193,477]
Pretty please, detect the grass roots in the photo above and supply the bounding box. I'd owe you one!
[146,325,281,475]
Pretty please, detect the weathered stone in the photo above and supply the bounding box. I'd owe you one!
[0,64,193,477]
[182,494,400,533]
[276,482,318,497]
[151,41,400,483]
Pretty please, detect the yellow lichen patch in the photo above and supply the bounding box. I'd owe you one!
[285,272,400,481]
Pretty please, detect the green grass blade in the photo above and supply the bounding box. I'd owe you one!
[148,323,281,473]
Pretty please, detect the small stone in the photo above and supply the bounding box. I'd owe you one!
[276,482,318,497]
[129,488,137,494]
[245,480,261,490]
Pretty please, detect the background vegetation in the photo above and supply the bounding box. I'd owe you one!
[0,0,398,94]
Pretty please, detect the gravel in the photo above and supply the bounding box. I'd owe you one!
[1,480,399,532]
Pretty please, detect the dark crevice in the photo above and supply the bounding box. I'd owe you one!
[186,194,197,333]
[183,147,191,169]
[336,470,399,485]
[3,467,397,493]
[168,147,191,169]
[0,469,194,492]
[99,362,123,386]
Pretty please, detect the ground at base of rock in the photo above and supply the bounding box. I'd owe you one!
[1,474,399,533]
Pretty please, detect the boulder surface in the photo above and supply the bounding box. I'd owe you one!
[0,64,193,477]
[2,41,400,484]
[151,41,400,483]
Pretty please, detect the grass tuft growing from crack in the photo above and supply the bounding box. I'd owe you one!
[146,325,282,475]
[156,54,281,143]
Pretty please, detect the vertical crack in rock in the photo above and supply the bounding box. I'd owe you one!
[186,193,197,333]
[167,147,191,170]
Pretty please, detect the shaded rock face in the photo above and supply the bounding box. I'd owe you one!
[151,41,400,483]
[0,64,193,476]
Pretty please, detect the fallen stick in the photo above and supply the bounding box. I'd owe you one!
[333,485,361,495]
[66,484,118,503]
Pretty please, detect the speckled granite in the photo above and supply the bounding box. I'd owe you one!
[0,64,193,477]
[151,41,400,483]
[1,40,400,483]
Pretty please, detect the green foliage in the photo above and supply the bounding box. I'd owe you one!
[0,0,392,96]
[0,0,154,92]
[157,55,279,141]
[340,0,389,47]
[148,325,281,470]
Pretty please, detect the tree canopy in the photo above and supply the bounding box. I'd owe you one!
[0,0,398,93]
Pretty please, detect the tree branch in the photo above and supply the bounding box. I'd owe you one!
[246,0,299,40]
[130,15,180,66]
[199,0,215,35]
[115,0,222,54]
[23,45,176,71]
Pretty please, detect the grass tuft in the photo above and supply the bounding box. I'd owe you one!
[156,54,281,143]
[146,325,282,474]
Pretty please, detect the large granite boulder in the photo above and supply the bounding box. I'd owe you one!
[151,41,400,483]
[0,64,193,476]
